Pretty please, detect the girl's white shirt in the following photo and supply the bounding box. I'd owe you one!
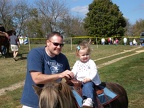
[72,59,101,85]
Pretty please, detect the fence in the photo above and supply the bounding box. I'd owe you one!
[19,36,141,51]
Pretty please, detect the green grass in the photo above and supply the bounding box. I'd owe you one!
[0,87,23,108]
[0,44,144,108]
[99,53,144,108]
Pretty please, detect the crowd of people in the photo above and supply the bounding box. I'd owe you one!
[101,37,138,46]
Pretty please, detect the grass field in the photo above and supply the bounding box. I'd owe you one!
[0,44,144,108]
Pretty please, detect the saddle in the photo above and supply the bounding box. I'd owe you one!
[66,79,104,95]
[66,79,104,108]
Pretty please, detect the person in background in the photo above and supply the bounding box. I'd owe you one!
[0,23,9,57]
[101,38,105,45]
[0,23,9,38]
[1,45,7,57]
[9,30,20,61]
[23,35,28,45]
[20,31,74,108]
[71,40,101,108]
[18,35,24,45]
[133,39,137,46]
[108,37,112,45]
[123,37,127,45]
[115,38,119,45]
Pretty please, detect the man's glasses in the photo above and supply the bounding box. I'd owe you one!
[49,40,64,47]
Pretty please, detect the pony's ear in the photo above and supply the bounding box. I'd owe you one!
[32,85,42,97]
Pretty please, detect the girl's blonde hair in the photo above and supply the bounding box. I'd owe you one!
[76,40,91,55]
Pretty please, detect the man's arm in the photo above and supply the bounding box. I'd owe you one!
[30,70,74,84]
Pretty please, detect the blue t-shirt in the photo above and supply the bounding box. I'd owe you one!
[20,46,70,107]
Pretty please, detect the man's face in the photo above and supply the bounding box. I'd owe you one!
[46,35,64,57]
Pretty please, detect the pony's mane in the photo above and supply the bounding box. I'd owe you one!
[34,82,78,108]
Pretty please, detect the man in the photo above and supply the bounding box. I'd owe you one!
[20,32,74,108]
[9,30,20,61]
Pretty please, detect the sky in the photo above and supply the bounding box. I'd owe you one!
[66,0,144,24]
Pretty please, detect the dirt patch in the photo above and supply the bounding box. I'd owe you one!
[0,81,24,96]
[136,50,144,53]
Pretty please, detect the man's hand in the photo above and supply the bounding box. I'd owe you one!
[60,70,74,79]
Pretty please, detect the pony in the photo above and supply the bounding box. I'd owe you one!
[33,81,78,108]
[33,81,128,108]
[0,30,16,57]
[0,31,10,57]
[100,82,128,108]
[66,79,128,108]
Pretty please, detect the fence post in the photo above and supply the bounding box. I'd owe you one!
[96,37,98,48]
[28,38,31,51]
[71,37,72,50]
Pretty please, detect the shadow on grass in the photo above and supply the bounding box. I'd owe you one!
[0,52,27,60]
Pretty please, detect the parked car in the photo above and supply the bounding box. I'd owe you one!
[140,32,144,46]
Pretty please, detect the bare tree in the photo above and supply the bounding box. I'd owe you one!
[60,15,87,37]
[0,0,87,38]
[13,0,31,35]
[0,0,14,30]
[131,19,144,36]
[124,19,133,36]
[35,0,69,33]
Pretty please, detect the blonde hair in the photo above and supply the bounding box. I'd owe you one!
[39,82,78,108]
[76,40,91,55]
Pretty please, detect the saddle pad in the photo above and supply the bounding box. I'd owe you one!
[72,90,83,107]
[98,87,118,105]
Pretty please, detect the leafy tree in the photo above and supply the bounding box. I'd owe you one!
[24,8,46,38]
[84,0,126,37]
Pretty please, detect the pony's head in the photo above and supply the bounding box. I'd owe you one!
[33,82,78,108]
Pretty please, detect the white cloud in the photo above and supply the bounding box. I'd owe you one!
[71,5,88,16]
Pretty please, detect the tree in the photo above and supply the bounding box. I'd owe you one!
[35,0,69,33]
[23,8,46,38]
[131,19,144,36]
[124,19,133,36]
[0,0,14,30]
[84,0,126,37]
[59,15,87,37]
[13,0,31,35]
